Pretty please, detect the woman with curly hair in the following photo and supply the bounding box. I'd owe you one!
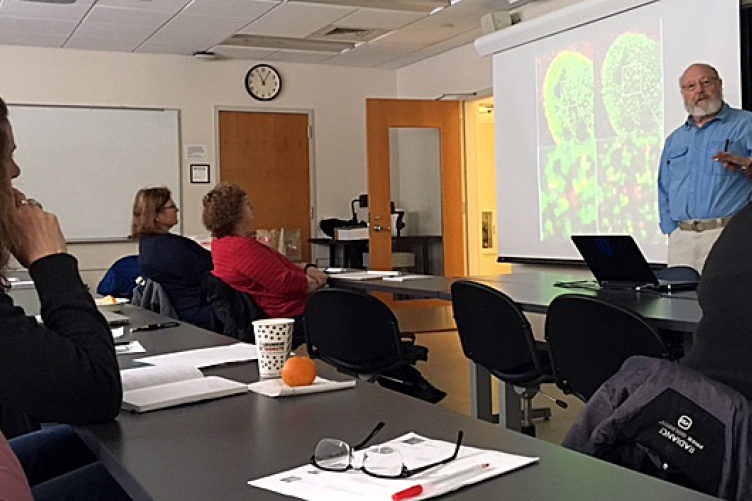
[132,186,215,330]
[202,183,327,342]
[0,96,127,499]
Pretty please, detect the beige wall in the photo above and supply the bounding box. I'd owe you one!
[0,45,396,286]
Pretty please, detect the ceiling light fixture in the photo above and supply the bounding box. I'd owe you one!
[293,0,450,13]
[220,34,356,53]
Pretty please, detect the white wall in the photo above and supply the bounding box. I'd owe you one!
[0,44,396,285]
[396,43,492,99]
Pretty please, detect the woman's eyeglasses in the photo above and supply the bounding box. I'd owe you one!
[159,204,178,212]
[310,422,463,479]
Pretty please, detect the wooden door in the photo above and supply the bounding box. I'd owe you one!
[366,99,464,277]
[219,111,311,263]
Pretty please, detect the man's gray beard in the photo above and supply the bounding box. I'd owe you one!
[685,96,723,118]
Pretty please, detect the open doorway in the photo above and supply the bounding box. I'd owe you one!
[463,97,511,276]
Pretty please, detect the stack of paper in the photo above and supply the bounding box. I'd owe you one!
[134,342,258,368]
[248,377,355,398]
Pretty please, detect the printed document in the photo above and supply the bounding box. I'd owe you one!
[248,432,537,501]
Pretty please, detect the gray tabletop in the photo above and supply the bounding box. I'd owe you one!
[328,272,702,332]
[74,306,718,501]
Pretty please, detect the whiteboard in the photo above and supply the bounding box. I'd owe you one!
[9,105,181,241]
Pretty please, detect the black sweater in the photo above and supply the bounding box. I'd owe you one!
[683,202,752,401]
[139,233,215,330]
[0,254,122,427]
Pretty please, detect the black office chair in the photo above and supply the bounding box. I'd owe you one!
[451,280,565,436]
[204,273,266,343]
[303,288,445,403]
[655,265,701,281]
[545,294,672,402]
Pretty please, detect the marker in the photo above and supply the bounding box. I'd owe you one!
[130,321,179,332]
[391,463,490,501]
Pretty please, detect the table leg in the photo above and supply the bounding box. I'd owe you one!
[470,362,494,422]
[470,362,522,432]
[498,382,522,432]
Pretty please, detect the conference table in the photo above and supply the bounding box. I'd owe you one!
[76,305,716,501]
[327,271,702,429]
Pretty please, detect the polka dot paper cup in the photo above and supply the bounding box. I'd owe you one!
[252,318,294,379]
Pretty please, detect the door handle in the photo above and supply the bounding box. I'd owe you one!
[373,225,391,232]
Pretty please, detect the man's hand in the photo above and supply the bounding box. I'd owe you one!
[10,191,67,267]
[714,151,752,178]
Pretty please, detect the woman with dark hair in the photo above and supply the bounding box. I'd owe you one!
[0,97,127,499]
[132,187,216,330]
[202,183,327,341]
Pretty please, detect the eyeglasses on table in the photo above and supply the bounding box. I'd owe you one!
[310,421,463,479]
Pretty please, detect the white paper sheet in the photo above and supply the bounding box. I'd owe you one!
[111,327,125,338]
[248,377,356,398]
[134,342,258,368]
[248,432,538,501]
[382,274,432,282]
[116,341,146,355]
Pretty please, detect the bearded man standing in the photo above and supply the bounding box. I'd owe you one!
[658,63,752,273]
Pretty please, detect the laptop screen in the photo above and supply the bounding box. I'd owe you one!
[571,235,658,287]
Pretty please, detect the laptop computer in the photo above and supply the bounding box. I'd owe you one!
[571,235,698,291]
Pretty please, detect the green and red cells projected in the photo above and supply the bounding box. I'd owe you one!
[537,28,663,244]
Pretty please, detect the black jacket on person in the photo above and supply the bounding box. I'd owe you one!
[139,233,216,331]
[563,356,752,501]
[0,254,122,436]
[682,202,752,400]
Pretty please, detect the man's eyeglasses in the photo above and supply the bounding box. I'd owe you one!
[681,77,718,93]
[310,422,463,479]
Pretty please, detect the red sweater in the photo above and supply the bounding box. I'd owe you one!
[0,431,33,501]
[211,236,309,318]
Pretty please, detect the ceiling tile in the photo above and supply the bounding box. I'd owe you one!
[136,39,207,56]
[333,8,425,30]
[237,2,356,38]
[378,27,480,68]
[96,0,192,14]
[0,31,68,48]
[64,37,142,52]
[84,6,176,26]
[149,13,250,47]
[324,41,419,67]
[182,0,280,18]
[0,17,78,36]
[71,21,161,41]
[0,0,93,22]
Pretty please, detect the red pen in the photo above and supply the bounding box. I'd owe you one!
[391,463,490,501]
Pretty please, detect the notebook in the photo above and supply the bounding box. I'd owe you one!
[571,235,698,291]
[101,310,130,326]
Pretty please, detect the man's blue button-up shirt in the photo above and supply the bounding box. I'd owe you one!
[658,103,752,234]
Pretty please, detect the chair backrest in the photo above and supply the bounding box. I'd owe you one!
[131,277,179,320]
[451,280,546,385]
[97,255,141,298]
[204,273,266,343]
[545,294,671,402]
[303,288,406,376]
[655,265,701,281]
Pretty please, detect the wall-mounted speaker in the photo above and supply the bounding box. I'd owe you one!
[481,11,513,35]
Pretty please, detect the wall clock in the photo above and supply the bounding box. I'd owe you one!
[245,64,282,101]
